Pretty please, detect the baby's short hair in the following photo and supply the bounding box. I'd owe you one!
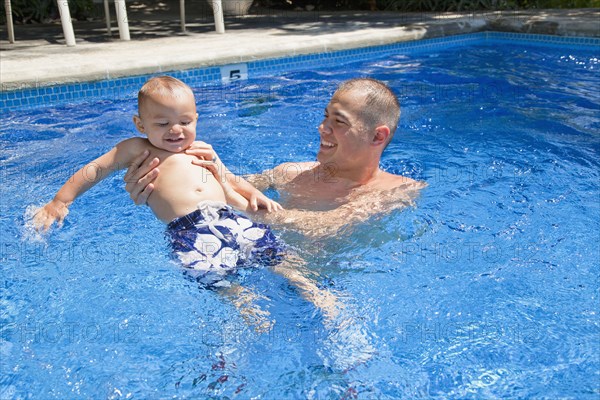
[138,76,194,113]
[335,78,400,143]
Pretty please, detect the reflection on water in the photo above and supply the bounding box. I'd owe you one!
[2,42,599,397]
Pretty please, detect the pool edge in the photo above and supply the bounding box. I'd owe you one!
[1,31,599,113]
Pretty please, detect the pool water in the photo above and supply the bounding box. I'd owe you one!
[1,40,599,398]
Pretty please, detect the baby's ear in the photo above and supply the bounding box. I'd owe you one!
[133,115,145,134]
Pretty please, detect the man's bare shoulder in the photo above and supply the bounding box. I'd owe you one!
[274,161,317,174]
[247,161,317,190]
[273,161,318,184]
[348,171,427,210]
[375,171,427,191]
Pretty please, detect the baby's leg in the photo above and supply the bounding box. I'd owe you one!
[271,253,375,371]
[219,283,274,333]
[271,253,343,321]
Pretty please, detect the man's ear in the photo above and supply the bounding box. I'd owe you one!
[133,115,145,134]
[372,125,390,146]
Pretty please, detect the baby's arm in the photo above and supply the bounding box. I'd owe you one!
[33,138,144,231]
[186,143,281,212]
[195,159,250,211]
[221,180,252,212]
[215,160,282,212]
[233,162,314,211]
[226,171,281,212]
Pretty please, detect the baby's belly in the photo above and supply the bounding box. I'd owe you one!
[149,168,227,223]
[150,189,227,223]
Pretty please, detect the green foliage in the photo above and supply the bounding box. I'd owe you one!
[1,0,95,24]
[310,0,599,10]
[519,0,600,7]
[376,0,599,10]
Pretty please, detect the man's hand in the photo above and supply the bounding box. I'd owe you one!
[123,150,159,205]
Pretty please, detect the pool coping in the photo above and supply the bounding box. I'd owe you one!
[1,30,598,113]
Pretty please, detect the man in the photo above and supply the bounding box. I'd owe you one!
[124,78,426,237]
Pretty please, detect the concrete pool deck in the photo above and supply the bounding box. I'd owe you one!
[1,6,599,90]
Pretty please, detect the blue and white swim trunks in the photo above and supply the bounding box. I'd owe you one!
[166,201,284,287]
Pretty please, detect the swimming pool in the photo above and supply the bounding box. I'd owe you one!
[1,35,599,398]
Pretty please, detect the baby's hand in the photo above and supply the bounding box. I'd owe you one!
[249,191,282,213]
[195,158,236,194]
[194,156,227,183]
[33,200,69,232]
[185,141,215,162]
[193,156,282,213]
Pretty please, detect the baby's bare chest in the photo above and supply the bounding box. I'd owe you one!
[153,153,218,192]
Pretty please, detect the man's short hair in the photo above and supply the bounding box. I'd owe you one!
[335,78,400,144]
[138,76,194,114]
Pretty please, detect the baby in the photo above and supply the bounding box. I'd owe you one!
[34,75,283,286]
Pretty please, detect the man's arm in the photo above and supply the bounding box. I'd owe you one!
[259,182,424,238]
[260,203,363,238]
[215,161,316,211]
[245,161,318,190]
[242,172,272,192]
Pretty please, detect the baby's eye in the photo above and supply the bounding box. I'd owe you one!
[181,121,192,126]
[157,122,169,127]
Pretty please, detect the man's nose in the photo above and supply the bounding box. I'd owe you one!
[319,120,331,134]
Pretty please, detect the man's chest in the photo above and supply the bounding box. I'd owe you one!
[277,176,355,211]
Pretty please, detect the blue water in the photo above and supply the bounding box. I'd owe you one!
[1,41,599,398]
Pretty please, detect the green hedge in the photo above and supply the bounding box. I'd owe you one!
[1,0,598,24]
[314,0,599,10]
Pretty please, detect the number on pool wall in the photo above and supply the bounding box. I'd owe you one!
[221,63,248,84]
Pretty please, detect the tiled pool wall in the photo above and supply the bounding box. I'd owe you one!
[1,32,599,113]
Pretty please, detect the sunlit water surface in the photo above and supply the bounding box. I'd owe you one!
[1,42,599,398]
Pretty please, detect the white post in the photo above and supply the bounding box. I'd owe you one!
[56,0,76,46]
[103,0,112,36]
[179,0,186,33]
[210,0,225,34]
[114,0,130,41]
[4,0,15,43]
